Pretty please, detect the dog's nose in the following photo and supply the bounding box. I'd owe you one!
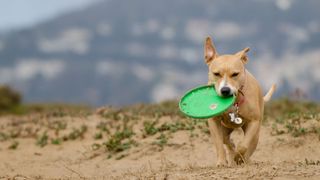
[220,87,231,96]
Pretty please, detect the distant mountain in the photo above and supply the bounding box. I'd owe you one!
[0,0,319,106]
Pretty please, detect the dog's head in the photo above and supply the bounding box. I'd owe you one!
[204,36,249,97]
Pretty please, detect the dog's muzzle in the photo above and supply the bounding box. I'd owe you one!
[220,87,233,97]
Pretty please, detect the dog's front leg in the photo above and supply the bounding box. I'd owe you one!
[235,120,260,164]
[208,118,228,167]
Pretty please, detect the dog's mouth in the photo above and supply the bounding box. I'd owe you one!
[219,92,233,98]
[217,86,236,98]
[222,94,234,98]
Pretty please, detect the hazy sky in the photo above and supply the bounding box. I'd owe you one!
[0,0,98,32]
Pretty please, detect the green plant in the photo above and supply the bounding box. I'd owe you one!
[0,132,8,141]
[0,85,22,113]
[49,121,67,136]
[51,138,62,145]
[8,141,19,150]
[37,132,49,147]
[143,121,158,135]
[143,120,197,137]
[102,109,123,121]
[275,117,285,124]
[153,133,168,148]
[96,122,110,134]
[94,132,103,140]
[103,128,135,153]
[66,125,88,140]
[105,139,133,153]
[50,121,67,130]
[159,121,190,133]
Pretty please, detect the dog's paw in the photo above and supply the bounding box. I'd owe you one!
[227,158,236,167]
[226,152,236,167]
[234,145,247,165]
[216,159,228,168]
[234,153,245,165]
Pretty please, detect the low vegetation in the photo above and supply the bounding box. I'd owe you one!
[0,85,22,114]
[1,95,319,159]
[265,98,320,138]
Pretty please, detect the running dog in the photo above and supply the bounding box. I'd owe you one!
[204,36,276,166]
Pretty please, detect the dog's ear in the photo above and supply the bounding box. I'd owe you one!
[204,36,218,65]
[236,47,250,64]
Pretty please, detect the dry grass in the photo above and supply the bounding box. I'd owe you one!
[1,98,320,178]
[1,98,319,155]
[265,98,320,138]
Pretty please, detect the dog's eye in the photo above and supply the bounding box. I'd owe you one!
[231,72,239,77]
[213,72,221,77]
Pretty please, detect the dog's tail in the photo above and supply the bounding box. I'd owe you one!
[263,84,276,102]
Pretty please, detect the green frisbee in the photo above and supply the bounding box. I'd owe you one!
[179,85,236,119]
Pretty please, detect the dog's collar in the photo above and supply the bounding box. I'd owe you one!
[234,90,245,107]
[234,70,246,107]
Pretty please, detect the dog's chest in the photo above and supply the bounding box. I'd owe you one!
[219,106,246,128]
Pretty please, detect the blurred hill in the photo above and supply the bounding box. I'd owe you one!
[0,0,319,106]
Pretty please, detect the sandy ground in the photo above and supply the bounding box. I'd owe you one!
[1,113,320,179]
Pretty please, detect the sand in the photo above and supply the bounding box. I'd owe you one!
[0,112,320,179]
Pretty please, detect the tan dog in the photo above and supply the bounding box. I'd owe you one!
[204,36,276,167]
